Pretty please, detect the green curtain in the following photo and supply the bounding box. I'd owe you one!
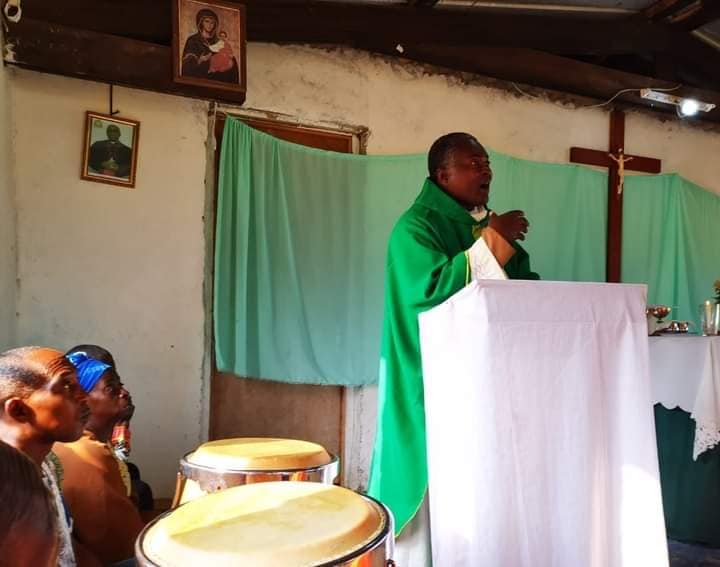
[214,117,720,386]
[623,173,720,327]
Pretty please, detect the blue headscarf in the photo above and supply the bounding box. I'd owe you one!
[66,352,111,393]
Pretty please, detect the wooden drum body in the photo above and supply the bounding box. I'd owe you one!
[138,481,395,566]
[173,438,339,507]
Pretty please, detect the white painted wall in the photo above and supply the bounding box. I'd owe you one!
[245,44,720,195]
[0,46,17,348]
[8,43,719,496]
[11,70,209,496]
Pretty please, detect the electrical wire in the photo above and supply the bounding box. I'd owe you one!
[511,82,683,109]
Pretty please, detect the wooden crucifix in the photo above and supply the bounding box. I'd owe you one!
[570,110,661,283]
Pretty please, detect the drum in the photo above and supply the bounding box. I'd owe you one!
[137,481,395,566]
[172,437,339,506]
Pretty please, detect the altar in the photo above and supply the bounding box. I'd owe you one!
[650,335,720,547]
[419,280,669,567]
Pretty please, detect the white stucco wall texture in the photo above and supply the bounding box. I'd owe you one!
[11,70,208,495]
[245,44,720,194]
[0,38,17,348]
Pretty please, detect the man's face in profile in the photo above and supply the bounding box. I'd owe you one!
[17,350,90,444]
[106,125,121,142]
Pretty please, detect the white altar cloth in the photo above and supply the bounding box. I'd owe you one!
[650,335,720,459]
[419,280,668,567]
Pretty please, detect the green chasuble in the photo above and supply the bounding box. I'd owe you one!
[368,178,539,534]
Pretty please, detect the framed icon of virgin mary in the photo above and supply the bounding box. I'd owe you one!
[173,0,247,94]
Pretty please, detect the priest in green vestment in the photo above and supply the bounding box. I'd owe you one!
[368,133,540,544]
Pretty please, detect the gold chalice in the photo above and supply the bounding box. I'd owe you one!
[646,305,671,335]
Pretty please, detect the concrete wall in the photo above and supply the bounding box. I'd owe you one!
[11,70,209,495]
[8,43,719,495]
[0,46,17,348]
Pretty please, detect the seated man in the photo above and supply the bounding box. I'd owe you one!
[0,439,58,567]
[54,351,144,565]
[0,346,90,567]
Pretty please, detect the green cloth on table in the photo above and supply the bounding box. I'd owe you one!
[655,404,720,547]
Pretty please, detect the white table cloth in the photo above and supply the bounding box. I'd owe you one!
[650,335,720,459]
[419,280,668,567]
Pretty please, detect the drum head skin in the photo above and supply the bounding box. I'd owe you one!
[187,438,332,471]
[143,481,386,566]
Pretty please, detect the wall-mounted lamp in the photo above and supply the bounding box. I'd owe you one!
[640,89,716,117]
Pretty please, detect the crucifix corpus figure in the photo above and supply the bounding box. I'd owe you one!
[570,109,661,283]
[608,150,634,195]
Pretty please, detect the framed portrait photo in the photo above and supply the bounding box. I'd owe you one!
[173,0,247,94]
[81,112,140,189]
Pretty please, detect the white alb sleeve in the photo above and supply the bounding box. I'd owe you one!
[467,236,508,281]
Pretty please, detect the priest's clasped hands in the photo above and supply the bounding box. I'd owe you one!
[488,210,530,241]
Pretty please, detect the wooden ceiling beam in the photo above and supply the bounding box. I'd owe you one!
[247,2,720,87]
[673,0,720,29]
[244,3,674,54]
[15,0,707,56]
[637,0,720,31]
[20,0,172,44]
[640,0,700,21]
[2,17,245,105]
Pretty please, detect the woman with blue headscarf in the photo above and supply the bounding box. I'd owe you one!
[53,352,144,566]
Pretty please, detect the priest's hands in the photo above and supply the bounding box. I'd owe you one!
[488,210,530,241]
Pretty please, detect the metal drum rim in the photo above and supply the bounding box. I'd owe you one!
[314,493,392,567]
[135,490,392,567]
[179,449,340,475]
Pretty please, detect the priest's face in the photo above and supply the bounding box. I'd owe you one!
[438,142,492,209]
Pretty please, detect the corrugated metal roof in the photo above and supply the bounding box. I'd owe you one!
[439,0,652,10]
[300,0,720,48]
